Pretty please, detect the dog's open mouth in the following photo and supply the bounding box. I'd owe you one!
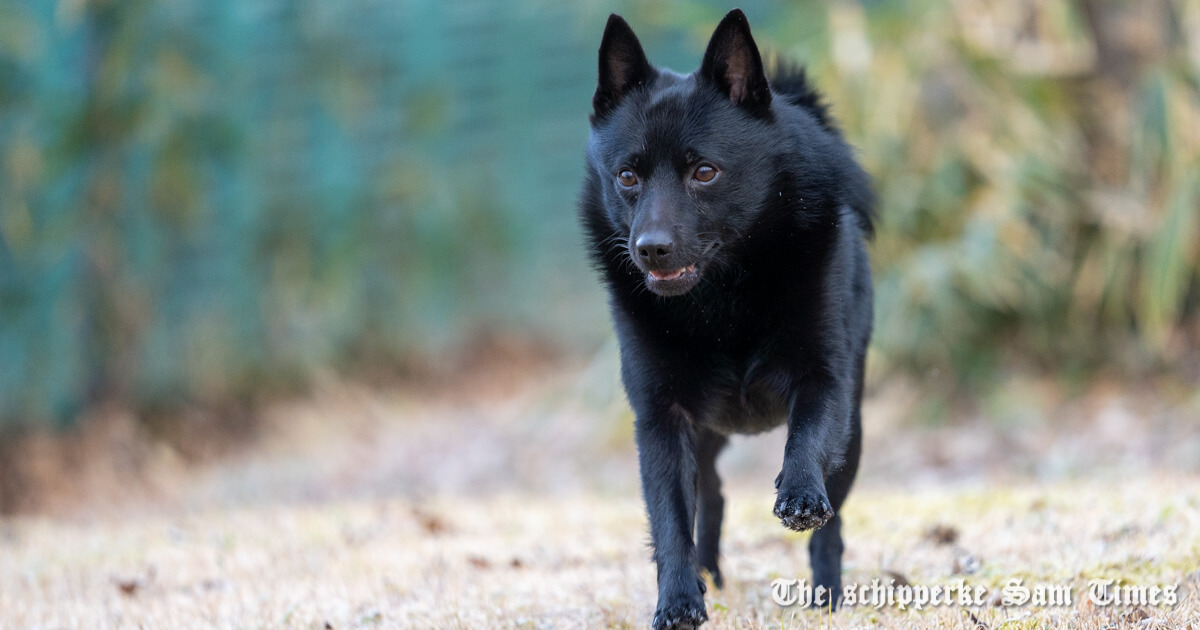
[648,264,696,281]
[644,264,701,296]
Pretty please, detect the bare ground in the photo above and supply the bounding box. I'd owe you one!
[2,351,1200,629]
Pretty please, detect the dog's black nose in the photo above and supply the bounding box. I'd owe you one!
[635,231,674,267]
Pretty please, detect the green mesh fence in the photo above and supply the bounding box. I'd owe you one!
[1,0,1197,428]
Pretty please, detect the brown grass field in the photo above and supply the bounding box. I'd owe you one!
[2,356,1199,629]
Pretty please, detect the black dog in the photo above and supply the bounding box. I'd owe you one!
[579,9,874,629]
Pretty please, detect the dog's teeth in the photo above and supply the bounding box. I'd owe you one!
[650,266,695,281]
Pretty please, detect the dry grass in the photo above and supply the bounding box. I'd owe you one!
[3,481,1198,629]
[2,359,1199,629]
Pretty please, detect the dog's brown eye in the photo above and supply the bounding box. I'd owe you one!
[694,164,718,183]
[618,169,638,188]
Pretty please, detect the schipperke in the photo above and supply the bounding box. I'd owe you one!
[579,9,874,629]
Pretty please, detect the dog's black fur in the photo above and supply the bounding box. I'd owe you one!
[579,9,874,630]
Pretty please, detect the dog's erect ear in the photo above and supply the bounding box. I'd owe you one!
[593,14,654,120]
[699,9,771,114]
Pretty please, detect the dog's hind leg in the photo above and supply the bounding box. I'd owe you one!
[695,427,728,589]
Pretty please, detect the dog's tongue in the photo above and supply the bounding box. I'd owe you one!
[650,268,685,281]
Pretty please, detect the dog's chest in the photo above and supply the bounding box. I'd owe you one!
[694,358,790,435]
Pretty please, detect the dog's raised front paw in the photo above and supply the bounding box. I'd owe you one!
[773,488,834,532]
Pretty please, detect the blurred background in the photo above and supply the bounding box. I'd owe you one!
[1,0,1198,508]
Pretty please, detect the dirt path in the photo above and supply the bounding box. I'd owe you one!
[5,478,1198,628]
[2,362,1199,628]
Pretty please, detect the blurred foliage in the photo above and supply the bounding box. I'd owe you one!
[0,0,1198,428]
[820,0,1200,386]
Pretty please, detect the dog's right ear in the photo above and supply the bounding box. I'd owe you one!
[593,14,654,121]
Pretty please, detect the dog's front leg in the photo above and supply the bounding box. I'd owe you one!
[635,405,707,630]
[773,375,849,533]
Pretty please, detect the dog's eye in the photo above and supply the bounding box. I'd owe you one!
[693,164,718,183]
[617,170,638,188]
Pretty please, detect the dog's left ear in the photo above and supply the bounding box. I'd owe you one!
[699,9,771,114]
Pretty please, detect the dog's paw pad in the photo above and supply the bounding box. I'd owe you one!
[652,602,708,630]
[773,491,834,532]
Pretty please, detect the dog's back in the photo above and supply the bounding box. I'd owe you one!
[769,64,875,239]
